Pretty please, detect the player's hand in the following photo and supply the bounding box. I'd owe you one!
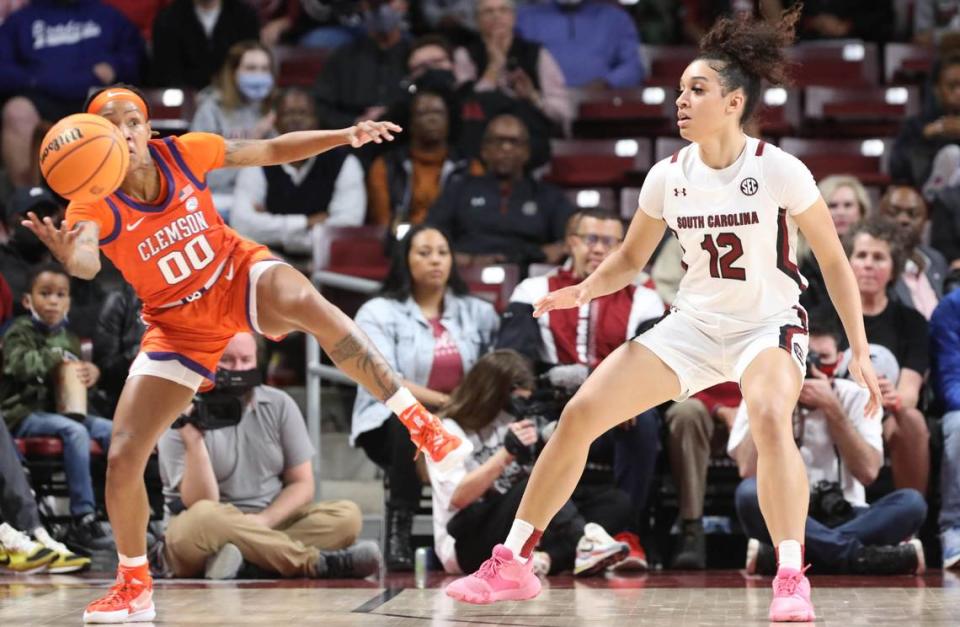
[533,283,592,318]
[21,212,79,264]
[846,351,883,419]
[347,120,402,148]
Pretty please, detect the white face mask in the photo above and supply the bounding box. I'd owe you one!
[235,71,274,102]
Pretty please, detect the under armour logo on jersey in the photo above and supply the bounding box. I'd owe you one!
[740,177,759,196]
[673,188,687,197]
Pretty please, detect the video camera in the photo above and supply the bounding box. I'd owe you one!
[805,351,822,379]
[503,390,563,464]
[171,368,261,431]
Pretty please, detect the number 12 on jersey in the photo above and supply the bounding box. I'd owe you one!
[700,233,746,281]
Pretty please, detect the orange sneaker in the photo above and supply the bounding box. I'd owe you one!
[83,565,155,623]
[397,403,472,471]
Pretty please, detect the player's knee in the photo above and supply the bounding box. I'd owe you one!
[744,399,791,443]
[105,441,150,478]
[555,399,604,442]
[2,96,38,128]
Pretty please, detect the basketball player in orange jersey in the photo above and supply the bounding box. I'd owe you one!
[23,85,472,624]
[444,6,882,623]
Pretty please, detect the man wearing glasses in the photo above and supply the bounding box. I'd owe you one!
[427,114,575,268]
[496,208,666,571]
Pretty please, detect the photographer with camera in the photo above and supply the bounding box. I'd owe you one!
[497,208,664,568]
[156,332,380,580]
[426,349,634,577]
[728,312,928,575]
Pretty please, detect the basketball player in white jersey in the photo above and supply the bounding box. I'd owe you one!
[443,4,882,623]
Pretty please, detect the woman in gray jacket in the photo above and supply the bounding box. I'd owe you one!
[352,224,499,571]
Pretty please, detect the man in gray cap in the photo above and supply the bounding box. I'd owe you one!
[0,186,61,305]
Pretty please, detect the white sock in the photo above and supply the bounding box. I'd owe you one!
[777,540,802,571]
[118,553,147,568]
[385,387,418,415]
[503,519,535,564]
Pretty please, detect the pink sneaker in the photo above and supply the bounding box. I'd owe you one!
[768,566,816,622]
[445,545,541,604]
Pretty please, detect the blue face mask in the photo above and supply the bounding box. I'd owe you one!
[28,305,68,334]
[235,72,274,102]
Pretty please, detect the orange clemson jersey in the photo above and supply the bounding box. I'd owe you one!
[65,133,242,312]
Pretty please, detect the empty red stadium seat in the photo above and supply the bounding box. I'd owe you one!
[275,46,328,87]
[458,264,520,313]
[620,187,642,219]
[323,226,390,280]
[15,437,105,457]
[141,88,197,135]
[562,187,617,212]
[884,42,936,84]
[785,41,880,87]
[572,87,677,136]
[803,85,919,137]
[653,137,689,163]
[778,137,892,186]
[548,138,652,187]
[642,45,697,86]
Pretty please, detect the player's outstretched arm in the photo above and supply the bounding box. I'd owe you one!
[21,214,100,279]
[795,197,883,417]
[222,120,403,168]
[534,209,665,317]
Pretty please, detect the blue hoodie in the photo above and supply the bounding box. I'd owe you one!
[932,288,960,413]
[0,0,144,102]
[516,1,644,89]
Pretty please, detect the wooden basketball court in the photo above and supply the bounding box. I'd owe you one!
[1,570,955,625]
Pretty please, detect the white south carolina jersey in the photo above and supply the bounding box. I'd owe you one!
[638,136,821,325]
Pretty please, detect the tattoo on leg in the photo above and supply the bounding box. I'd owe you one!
[329,333,400,400]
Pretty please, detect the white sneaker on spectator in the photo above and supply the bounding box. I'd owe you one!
[573,523,628,577]
[531,551,551,578]
[205,543,244,580]
[943,527,960,570]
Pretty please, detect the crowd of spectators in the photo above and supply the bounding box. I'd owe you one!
[0,0,958,582]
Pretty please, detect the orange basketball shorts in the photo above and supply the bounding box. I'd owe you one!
[129,238,286,391]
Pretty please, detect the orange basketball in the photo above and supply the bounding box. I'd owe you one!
[39,113,129,204]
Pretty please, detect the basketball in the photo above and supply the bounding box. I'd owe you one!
[38,113,129,204]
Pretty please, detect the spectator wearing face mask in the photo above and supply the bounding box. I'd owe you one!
[191,40,278,220]
[156,332,379,580]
